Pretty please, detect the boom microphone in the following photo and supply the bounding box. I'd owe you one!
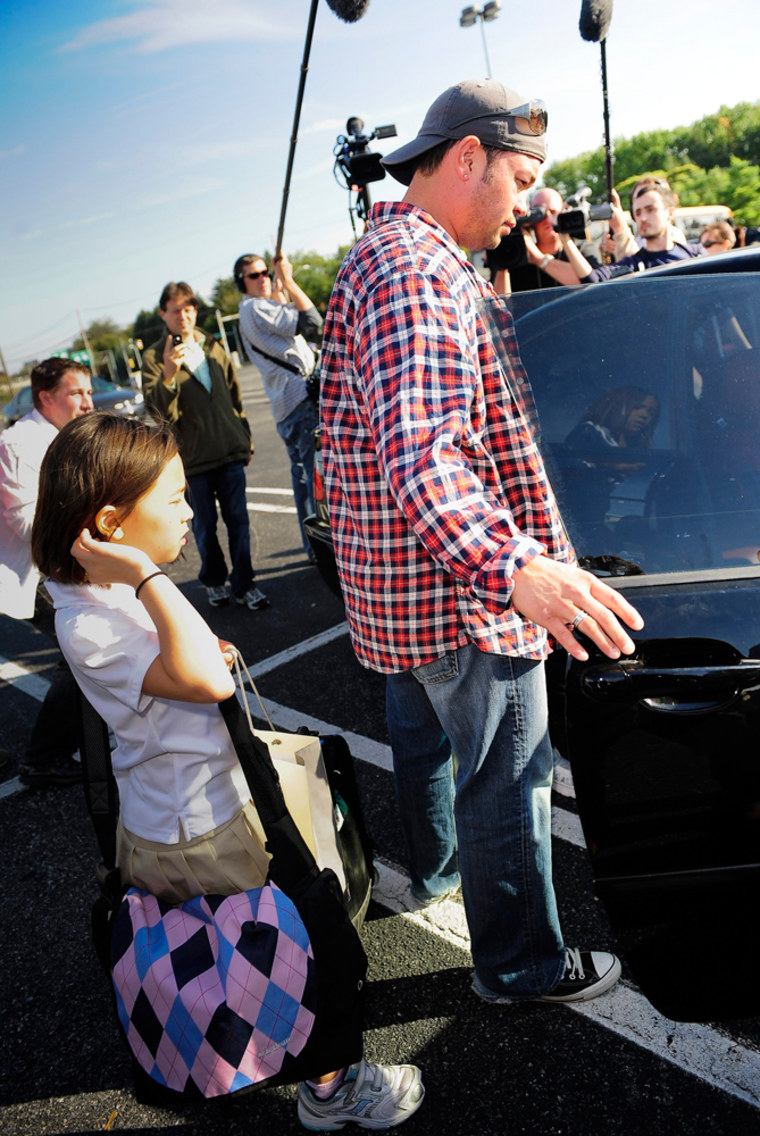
[326,0,371,21]
[579,0,613,42]
[275,0,371,256]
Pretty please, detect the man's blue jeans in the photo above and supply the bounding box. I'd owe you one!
[276,398,317,557]
[186,461,254,597]
[386,644,566,999]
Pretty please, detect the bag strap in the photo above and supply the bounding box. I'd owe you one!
[217,691,321,893]
[77,657,322,893]
[244,338,306,376]
[79,692,119,868]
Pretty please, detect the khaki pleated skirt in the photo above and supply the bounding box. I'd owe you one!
[116,799,271,905]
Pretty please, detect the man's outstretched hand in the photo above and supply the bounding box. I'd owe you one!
[512,555,644,661]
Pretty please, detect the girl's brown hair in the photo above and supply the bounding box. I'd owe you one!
[32,412,179,585]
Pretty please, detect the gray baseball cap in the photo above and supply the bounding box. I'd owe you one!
[381,78,548,186]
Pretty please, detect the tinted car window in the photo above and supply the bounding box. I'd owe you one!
[481,274,760,577]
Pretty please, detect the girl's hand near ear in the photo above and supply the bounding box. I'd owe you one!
[72,530,235,703]
[71,528,155,589]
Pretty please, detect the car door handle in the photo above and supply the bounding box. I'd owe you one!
[581,660,760,704]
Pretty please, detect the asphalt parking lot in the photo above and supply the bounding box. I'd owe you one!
[1,364,759,1135]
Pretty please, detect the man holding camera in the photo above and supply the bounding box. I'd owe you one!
[487,186,602,293]
[321,78,643,1006]
[564,180,703,282]
[142,282,266,610]
[235,252,322,562]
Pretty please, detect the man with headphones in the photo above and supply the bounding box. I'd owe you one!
[234,252,322,562]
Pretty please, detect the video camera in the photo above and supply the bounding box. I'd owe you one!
[554,188,613,239]
[333,117,397,191]
[516,206,548,230]
[514,188,613,240]
[487,186,616,276]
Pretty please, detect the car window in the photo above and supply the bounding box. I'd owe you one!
[480,274,760,578]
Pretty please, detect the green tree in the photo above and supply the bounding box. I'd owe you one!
[207,277,240,318]
[544,100,760,210]
[131,307,163,348]
[284,248,350,314]
[72,318,125,353]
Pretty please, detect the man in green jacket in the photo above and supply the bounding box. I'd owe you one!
[142,281,267,610]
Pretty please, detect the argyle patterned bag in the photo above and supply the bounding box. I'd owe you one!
[110,882,318,1097]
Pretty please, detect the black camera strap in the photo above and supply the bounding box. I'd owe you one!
[245,339,307,377]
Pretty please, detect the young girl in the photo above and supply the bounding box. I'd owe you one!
[32,412,423,1131]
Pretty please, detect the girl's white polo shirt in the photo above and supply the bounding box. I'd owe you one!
[48,580,249,844]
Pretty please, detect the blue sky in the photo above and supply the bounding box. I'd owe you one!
[2,0,758,373]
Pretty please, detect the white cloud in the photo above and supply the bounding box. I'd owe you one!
[110,79,194,116]
[303,118,346,136]
[128,177,224,211]
[59,212,116,230]
[59,0,300,55]
[178,139,265,165]
[0,145,26,161]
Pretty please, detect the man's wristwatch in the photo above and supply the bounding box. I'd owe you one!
[539,254,553,270]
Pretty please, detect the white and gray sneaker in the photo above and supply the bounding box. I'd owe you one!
[552,748,576,798]
[234,585,269,610]
[206,584,230,607]
[297,1059,424,1131]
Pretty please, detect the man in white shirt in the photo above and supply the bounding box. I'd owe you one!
[0,358,93,785]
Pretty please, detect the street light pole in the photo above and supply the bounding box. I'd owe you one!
[459,2,502,78]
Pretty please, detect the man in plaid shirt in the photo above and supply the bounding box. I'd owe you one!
[321,79,643,1004]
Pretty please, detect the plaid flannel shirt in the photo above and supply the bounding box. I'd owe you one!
[320,202,573,674]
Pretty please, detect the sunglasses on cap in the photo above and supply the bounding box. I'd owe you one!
[244,269,272,281]
[508,99,548,136]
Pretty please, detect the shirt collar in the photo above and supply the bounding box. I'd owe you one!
[368,201,471,267]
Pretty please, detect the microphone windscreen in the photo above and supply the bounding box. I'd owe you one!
[579,0,613,41]
[326,0,371,22]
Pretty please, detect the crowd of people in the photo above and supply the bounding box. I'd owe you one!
[3,72,748,1130]
[485,173,749,295]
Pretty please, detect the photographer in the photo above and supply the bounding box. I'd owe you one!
[606,180,690,261]
[487,187,602,293]
[577,179,703,281]
[235,252,322,563]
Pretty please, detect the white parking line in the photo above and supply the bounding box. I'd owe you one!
[0,658,50,701]
[373,858,760,1110]
[246,486,298,514]
[2,645,759,1108]
[247,502,297,514]
[241,621,350,681]
[245,487,294,495]
[0,776,24,800]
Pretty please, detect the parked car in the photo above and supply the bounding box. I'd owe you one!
[306,254,760,1022]
[1,375,144,429]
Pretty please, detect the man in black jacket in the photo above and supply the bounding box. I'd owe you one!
[142,282,267,610]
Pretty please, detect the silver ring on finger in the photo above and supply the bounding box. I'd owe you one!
[570,611,586,631]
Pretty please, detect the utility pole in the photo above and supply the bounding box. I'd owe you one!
[77,310,97,375]
[0,343,12,398]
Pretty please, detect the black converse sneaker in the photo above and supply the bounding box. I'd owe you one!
[538,947,621,1003]
[472,946,621,1005]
